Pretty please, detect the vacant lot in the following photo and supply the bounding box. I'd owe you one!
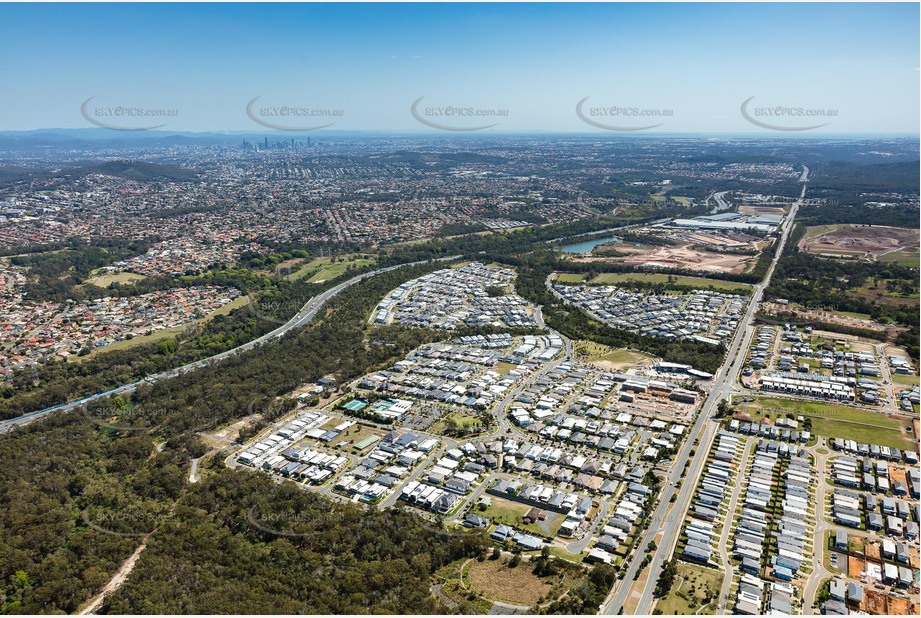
[587,272,751,292]
[892,373,920,387]
[466,557,554,606]
[574,340,657,369]
[579,244,755,275]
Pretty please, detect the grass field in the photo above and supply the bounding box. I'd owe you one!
[84,271,148,287]
[891,373,920,387]
[587,272,752,292]
[573,340,656,368]
[287,256,376,282]
[654,563,721,615]
[554,272,587,284]
[801,224,848,241]
[431,412,484,435]
[494,361,518,376]
[741,396,915,451]
[330,424,383,449]
[880,249,921,269]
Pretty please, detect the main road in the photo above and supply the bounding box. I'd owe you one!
[0,256,460,434]
[601,167,808,615]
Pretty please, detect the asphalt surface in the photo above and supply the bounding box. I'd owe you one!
[601,168,808,615]
[0,257,459,435]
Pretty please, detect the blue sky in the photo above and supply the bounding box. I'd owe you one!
[0,2,918,133]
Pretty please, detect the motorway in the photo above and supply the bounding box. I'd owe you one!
[0,257,459,435]
[601,167,809,614]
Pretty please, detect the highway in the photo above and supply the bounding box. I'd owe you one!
[601,167,808,615]
[0,256,459,435]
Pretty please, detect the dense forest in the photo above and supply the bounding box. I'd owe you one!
[804,160,921,197]
[100,470,488,614]
[0,412,197,613]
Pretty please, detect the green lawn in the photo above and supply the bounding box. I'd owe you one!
[748,397,902,427]
[587,272,751,292]
[431,412,484,435]
[809,417,914,451]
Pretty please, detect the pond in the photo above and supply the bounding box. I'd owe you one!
[559,236,623,254]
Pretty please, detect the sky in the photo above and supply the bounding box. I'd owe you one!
[0,2,918,134]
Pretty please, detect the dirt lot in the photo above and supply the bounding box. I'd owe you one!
[800,225,919,260]
[889,466,908,490]
[738,204,787,216]
[865,589,888,614]
[887,597,913,615]
[467,557,553,606]
[848,555,865,578]
[573,236,758,274]
[865,539,880,561]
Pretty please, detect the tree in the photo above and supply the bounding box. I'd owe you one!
[654,560,678,598]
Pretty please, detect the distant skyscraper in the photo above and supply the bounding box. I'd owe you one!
[264,136,268,150]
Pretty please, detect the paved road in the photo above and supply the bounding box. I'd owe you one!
[802,442,836,613]
[714,438,756,610]
[0,257,459,435]
[710,191,731,214]
[601,167,808,615]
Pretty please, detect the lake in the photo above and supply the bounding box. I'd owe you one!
[559,236,623,254]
